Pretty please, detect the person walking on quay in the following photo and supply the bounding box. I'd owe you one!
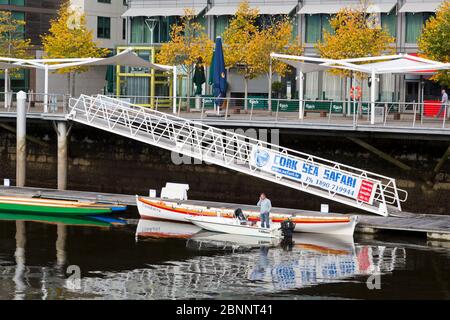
[257,193,272,228]
[436,89,448,118]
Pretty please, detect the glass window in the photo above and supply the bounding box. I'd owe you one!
[131,17,154,44]
[0,0,25,5]
[306,14,332,43]
[11,11,25,38]
[406,12,433,43]
[98,0,111,3]
[214,16,229,38]
[381,12,397,38]
[306,14,321,43]
[97,16,111,39]
[321,14,333,36]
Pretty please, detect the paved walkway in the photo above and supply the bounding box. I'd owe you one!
[1,103,450,136]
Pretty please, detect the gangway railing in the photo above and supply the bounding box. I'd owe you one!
[68,95,408,216]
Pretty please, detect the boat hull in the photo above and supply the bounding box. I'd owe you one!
[0,212,111,227]
[187,216,281,239]
[0,202,111,216]
[136,197,357,236]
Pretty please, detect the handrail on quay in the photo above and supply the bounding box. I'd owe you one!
[1,93,449,134]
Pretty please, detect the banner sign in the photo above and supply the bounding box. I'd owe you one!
[249,146,378,205]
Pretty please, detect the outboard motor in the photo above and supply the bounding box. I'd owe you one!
[280,219,296,238]
[280,219,296,251]
[234,208,247,223]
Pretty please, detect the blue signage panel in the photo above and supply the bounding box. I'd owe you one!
[250,146,378,205]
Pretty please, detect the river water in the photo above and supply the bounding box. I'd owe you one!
[0,209,449,300]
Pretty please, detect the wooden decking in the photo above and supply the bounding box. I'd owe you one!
[0,186,449,240]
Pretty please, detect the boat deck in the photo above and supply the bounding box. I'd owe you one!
[0,186,449,240]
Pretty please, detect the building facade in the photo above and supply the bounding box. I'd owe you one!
[118,0,445,105]
[0,0,64,93]
[1,0,445,104]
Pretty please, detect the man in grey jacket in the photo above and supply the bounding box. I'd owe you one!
[257,193,272,228]
[436,89,448,118]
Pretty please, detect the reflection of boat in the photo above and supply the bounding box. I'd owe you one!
[137,197,357,236]
[72,241,407,299]
[292,233,355,255]
[187,216,281,239]
[0,212,111,227]
[136,219,202,239]
[189,231,280,248]
[0,196,113,216]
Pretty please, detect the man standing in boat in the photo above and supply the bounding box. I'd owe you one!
[257,193,272,228]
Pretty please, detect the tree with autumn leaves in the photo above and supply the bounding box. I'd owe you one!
[157,9,213,110]
[316,2,395,101]
[158,1,301,110]
[418,1,450,87]
[41,1,109,96]
[222,2,258,111]
[0,11,31,61]
[0,10,32,93]
[223,1,301,110]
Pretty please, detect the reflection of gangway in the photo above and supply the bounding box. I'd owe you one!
[68,95,408,216]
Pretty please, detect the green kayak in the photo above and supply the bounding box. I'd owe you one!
[0,201,112,216]
[0,212,111,227]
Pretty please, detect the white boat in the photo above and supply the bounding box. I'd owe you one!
[186,216,282,239]
[136,196,358,236]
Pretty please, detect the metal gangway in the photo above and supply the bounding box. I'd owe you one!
[67,95,408,216]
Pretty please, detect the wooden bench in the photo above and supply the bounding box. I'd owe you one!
[304,110,328,117]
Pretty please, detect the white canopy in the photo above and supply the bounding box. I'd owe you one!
[270,52,450,124]
[0,61,35,70]
[399,1,442,13]
[271,53,335,73]
[45,49,173,71]
[273,53,449,75]
[1,48,177,113]
[298,1,397,14]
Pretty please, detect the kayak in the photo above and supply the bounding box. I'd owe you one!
[0,196,125,211]
[0,197,112,216]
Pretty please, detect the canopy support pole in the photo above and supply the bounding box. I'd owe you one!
[268,57,272,111]
[370,69,376,125]
[44,65,49,113]
[173,67,177,114]
[298,71,304,120]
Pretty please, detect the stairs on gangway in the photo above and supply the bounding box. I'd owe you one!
[67,95,408,216]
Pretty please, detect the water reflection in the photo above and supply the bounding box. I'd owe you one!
[72,220,406,299]
[0,213,116,300]
[0,216,448,299]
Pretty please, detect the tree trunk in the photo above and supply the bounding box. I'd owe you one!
[186,67,191,112]
[71,72,76,97]
[67,73,71,96]
[267,72,272,111]
[244,77,248,111]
